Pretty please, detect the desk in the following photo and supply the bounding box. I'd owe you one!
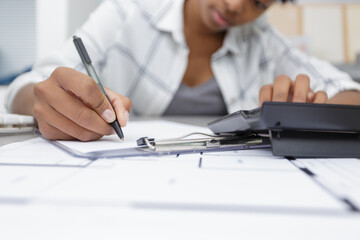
[0,132,36,147]
[0,117,359,240]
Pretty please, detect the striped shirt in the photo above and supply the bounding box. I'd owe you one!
[6,0,360,115]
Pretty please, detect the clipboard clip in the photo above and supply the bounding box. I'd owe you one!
[136,132,268,153]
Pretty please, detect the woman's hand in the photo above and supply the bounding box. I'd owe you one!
[32,67,132,141]
[259,74,328,106]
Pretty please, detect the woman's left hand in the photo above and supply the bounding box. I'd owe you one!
[259,74,328,106]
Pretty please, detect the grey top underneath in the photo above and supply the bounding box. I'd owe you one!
[163,77,228,116]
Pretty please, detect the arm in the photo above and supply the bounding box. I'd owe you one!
[7,0,134,141]
[14,67,132,141]
[327,90,360,105]
[7,0,132,115]
[11,84,35,116]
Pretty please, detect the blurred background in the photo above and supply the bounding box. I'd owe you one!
[267,0,360,80]
[0,0,359,112]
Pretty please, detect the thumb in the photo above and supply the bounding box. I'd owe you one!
[98,96,117,123]
[105,88,132,127]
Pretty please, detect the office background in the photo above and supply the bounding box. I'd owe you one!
[0,0,359,112]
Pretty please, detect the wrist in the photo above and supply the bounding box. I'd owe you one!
[11,83,36,115]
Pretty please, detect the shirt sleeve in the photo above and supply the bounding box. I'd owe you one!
[5,0,134,112]
[272,31,360,100]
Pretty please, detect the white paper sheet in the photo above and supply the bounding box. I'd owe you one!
[0,204,360,240]
[0,120,359,240]
[57,120,213,153]
[36,155,345,212]
[0,120,350,213]
[294,158,360,209]
[0,204,359,240]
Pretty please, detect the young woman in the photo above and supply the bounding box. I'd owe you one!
[6,0,360,141]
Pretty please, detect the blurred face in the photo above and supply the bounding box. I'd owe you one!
[198,0,274,33]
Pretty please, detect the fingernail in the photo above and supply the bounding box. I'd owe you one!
[308,92,315,101]
[101,109,116,123]
[123,111,130,126]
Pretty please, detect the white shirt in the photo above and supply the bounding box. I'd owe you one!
[6,0,360,115]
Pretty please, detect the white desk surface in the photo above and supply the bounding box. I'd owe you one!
[0,117,359,240]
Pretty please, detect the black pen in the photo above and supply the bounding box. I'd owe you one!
[73,35,124,141]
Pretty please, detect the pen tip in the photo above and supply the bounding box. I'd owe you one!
[121,138,124,141]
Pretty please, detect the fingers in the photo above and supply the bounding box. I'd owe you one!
[33,97,103,141]
[292,74,328,103]
[35,78,113,135]
[259,74,329,106]
[272,75,292,102]
[32,67,132,141]
[292,74,310,103]
[259,84,273,107]
[37,122,75,141]
[51,67,116,123]
[313,91,328,103]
